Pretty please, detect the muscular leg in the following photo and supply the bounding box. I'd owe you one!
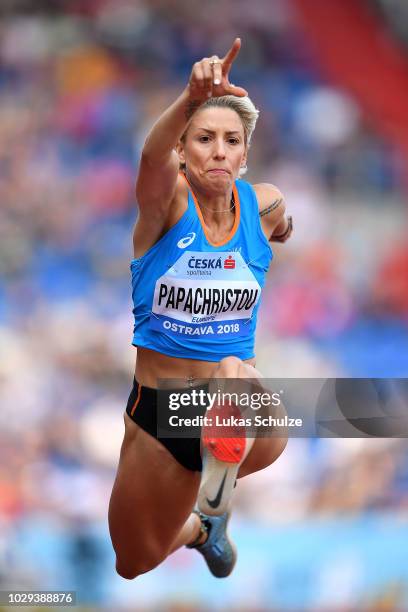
[110,358,287,579]
[109,414,202,579]
[168,512,203,553]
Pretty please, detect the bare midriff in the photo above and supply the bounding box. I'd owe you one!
[135,346,256,389]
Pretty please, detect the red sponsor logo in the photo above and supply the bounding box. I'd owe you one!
[224,255,235,269]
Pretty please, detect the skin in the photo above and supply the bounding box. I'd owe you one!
[135,105,287,387]
[109,38,290,580]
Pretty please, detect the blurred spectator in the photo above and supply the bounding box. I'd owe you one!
[0,1,407,610]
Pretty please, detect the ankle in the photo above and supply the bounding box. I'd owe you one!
[186,511,209,548]
[195,526,208,546]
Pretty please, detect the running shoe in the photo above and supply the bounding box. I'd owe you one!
[198,399,254,516]
[187,510,237,578]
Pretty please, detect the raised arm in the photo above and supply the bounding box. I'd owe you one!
[135,38,248,216]
[135,92,193,215]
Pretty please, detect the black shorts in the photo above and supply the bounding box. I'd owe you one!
[125,379,207,472]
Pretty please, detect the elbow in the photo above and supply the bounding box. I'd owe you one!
[139,149,157,167]
[270,215,293,243]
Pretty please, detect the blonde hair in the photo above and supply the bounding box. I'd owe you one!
[180,95,259,176]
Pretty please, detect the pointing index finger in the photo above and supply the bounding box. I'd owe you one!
[222,38,241,74]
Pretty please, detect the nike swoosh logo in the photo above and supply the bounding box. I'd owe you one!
[206,469,228,509]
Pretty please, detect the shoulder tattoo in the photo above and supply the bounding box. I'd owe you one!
[259,197,283,218]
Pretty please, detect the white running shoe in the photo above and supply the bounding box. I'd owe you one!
[198,399,254,516]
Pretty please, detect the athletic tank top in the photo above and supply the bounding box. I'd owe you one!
[131,176,273,361]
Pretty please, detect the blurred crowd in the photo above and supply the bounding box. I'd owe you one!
[375,0,408,48]
[0,0,408,610]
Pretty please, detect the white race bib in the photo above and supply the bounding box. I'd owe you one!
[150,251,261,338]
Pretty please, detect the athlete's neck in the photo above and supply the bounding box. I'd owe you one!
[185,173,234,215]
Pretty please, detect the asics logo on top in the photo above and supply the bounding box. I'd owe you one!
[177,232,196,249]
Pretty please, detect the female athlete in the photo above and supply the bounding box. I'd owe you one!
[108,38,292,580]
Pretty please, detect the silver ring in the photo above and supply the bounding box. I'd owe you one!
[209,59,220,66]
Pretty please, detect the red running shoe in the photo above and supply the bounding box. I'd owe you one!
[198,400,254,516]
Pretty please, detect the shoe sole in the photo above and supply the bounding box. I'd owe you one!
[198,405,254,516]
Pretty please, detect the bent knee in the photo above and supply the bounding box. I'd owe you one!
[216,355,242,376]
[218,355,242,372]
[116,559,163,580]
[115,548,166,580]
[214,356,262,380]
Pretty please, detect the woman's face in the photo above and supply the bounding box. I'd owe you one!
[179,107,247,192]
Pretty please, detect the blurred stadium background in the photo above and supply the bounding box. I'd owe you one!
[1,0,408,610]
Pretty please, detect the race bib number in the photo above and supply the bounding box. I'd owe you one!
[149,251,261,338]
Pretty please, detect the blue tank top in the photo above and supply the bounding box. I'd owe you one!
[131,176,273,362]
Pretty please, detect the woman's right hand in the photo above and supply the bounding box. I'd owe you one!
[187,38,248,102]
